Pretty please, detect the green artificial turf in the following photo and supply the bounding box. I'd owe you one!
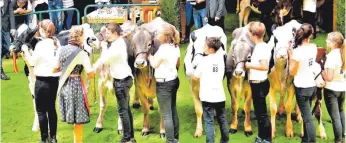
[1,14,337,143]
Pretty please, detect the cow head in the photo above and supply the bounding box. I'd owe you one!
[229,40,252,78]
[10,24,39,54]
[131,28,156,69]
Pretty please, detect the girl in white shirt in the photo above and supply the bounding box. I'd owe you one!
[289,23,317,143]
[245,21,272,143]
[321,32,346,143]
[22,19,60,143]
[148,24,180,143]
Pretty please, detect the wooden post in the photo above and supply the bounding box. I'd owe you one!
[333,0,337,31]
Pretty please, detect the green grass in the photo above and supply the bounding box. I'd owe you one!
[1,14,336,143]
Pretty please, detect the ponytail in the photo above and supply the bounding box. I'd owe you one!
[294,23,314,49]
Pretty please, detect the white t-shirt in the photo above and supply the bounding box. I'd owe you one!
[303,0,316,13]
[27,38,61,77]
[153,43,180,80]
[292,44,318,88]
[249,42,271,81]
[194,50,226,103]
[62,0,74,8]
[94,37,133,79]
[324,49,346,91]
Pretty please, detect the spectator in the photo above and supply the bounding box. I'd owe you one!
[181,0,193,44]
[193,37,229,143]
[1,0,16,80]
[48,0,63,33]
[11,0,32,28]
[205,0,226,30]
[303,0,317,38]
[62,0,74,30]
[191,0,206,29]
[258,0,276,39]
[32,0,49,19]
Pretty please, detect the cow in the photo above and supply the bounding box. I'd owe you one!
[225,23,254,136]
[267,20,327,139]
[266,20,301,138]
[184,24,227,137]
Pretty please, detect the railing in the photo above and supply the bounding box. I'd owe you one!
[15,8,81,25]
[83,4,159,24]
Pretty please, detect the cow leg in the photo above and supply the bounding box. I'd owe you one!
[239,9,245,27]
[229,83,239,134]
[148,98,154,110]
[132,89,141,109]
[32,98,40,132]
[295,104,304,137]
[138,88,151,136]
[285,85,294,137]
[269,87,277,139]
[93,80,108,133]
[243,84,253,136]
[243,7,251,26]
[190,80,203,138]
[316,101,327,139]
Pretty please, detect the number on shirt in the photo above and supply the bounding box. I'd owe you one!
[213,66,218,72]
[308,58,313,66]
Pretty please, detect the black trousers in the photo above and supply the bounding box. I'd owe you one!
[207,16,224,31]
[35,76,59,140]
[35,3,50,20]
[259,0,276,38]
[113,76,134,142]
[303,11,317,37]
[250,79,272,141]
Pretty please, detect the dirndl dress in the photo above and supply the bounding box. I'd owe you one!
[58,45,90,124]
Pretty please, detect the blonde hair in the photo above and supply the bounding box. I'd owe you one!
[70,25,84,42]
[39,19,57,47]
[159,24,180,47]
[327,32,345,71]
[249,21,266,38]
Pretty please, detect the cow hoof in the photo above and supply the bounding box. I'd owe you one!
[244,131,253,137]
[141,131,150,136]
[118,129,123,135]
[93,127,103,133]
[132,103,141,109]
[150,106,154,110]
[229,129,237,134]
[160,133,166,139]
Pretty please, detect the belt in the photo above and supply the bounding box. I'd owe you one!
[69,74,80,77]
[249,79,267,84]
[156,76,177,83]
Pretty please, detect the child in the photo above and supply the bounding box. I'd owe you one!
[245,21,272,143]
[193,37,229,143]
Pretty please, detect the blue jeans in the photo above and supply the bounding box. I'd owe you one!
[202,101,229,143]
[295,86,317,143]
[324,89,345,143]
[65,9,74,30]
[186,2,193,26]
[156,78,180,143]
[48,0,63,33]
[192,8,206,29]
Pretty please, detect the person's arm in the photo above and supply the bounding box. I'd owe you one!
[196,0,205,3]
[176,47,181,70]
[215,0,225,20]
[92,41,118,70]
[53,45,61,73]
[289,49,300,76]
[148,46,164,69]
[22,44,39,66]
[246,60,269,71]
[321,56,335,82]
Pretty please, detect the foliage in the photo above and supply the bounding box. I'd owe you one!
[159,0,180,31]
[336,0,345,35]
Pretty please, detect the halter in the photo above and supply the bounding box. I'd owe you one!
[133,40,155,89]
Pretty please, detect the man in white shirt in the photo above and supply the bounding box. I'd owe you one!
[194,37,229,143]
[93,23,135,143]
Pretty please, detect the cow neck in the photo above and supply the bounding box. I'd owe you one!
[274,62,288,91]
[135,66,154,89]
